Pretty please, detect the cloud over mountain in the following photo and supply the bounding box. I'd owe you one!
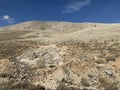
[1,15,15,24]
[62,0,90,14]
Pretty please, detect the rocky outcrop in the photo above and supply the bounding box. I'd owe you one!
[16,44,67,68]
[1,40,119,90]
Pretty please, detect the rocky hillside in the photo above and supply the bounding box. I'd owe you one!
[0,21,120,90]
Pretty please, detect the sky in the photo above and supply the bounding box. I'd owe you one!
[0,0,120,26]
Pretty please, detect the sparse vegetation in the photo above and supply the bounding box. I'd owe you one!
[0,22,120,90]
[105,55,116,62]
[81,77,90,87]
[99,77,119,90]
[37,59,46,68]
[57,82,80,90]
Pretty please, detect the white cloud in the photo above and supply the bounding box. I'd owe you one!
[62,0,90,14]
[3,15,9,19]
[1,15,15,24]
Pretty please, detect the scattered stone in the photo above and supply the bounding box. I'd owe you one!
[104,70,113,76]
[96,64,105,68]
[95,58,106,64]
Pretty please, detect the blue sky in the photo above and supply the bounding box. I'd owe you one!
[0,0,120,26]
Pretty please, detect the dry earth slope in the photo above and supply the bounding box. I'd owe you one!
[0,21,120,90]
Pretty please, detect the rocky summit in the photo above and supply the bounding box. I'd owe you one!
[0,21,120,90]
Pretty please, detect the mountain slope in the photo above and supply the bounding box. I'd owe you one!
[0,21,120,43]
[0,21,120,90]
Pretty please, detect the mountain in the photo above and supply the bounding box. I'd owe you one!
[0,21,120,90]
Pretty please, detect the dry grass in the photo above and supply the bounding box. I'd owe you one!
[0,41,39,59]
[99,77,119,90]
[0,30,31,41]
